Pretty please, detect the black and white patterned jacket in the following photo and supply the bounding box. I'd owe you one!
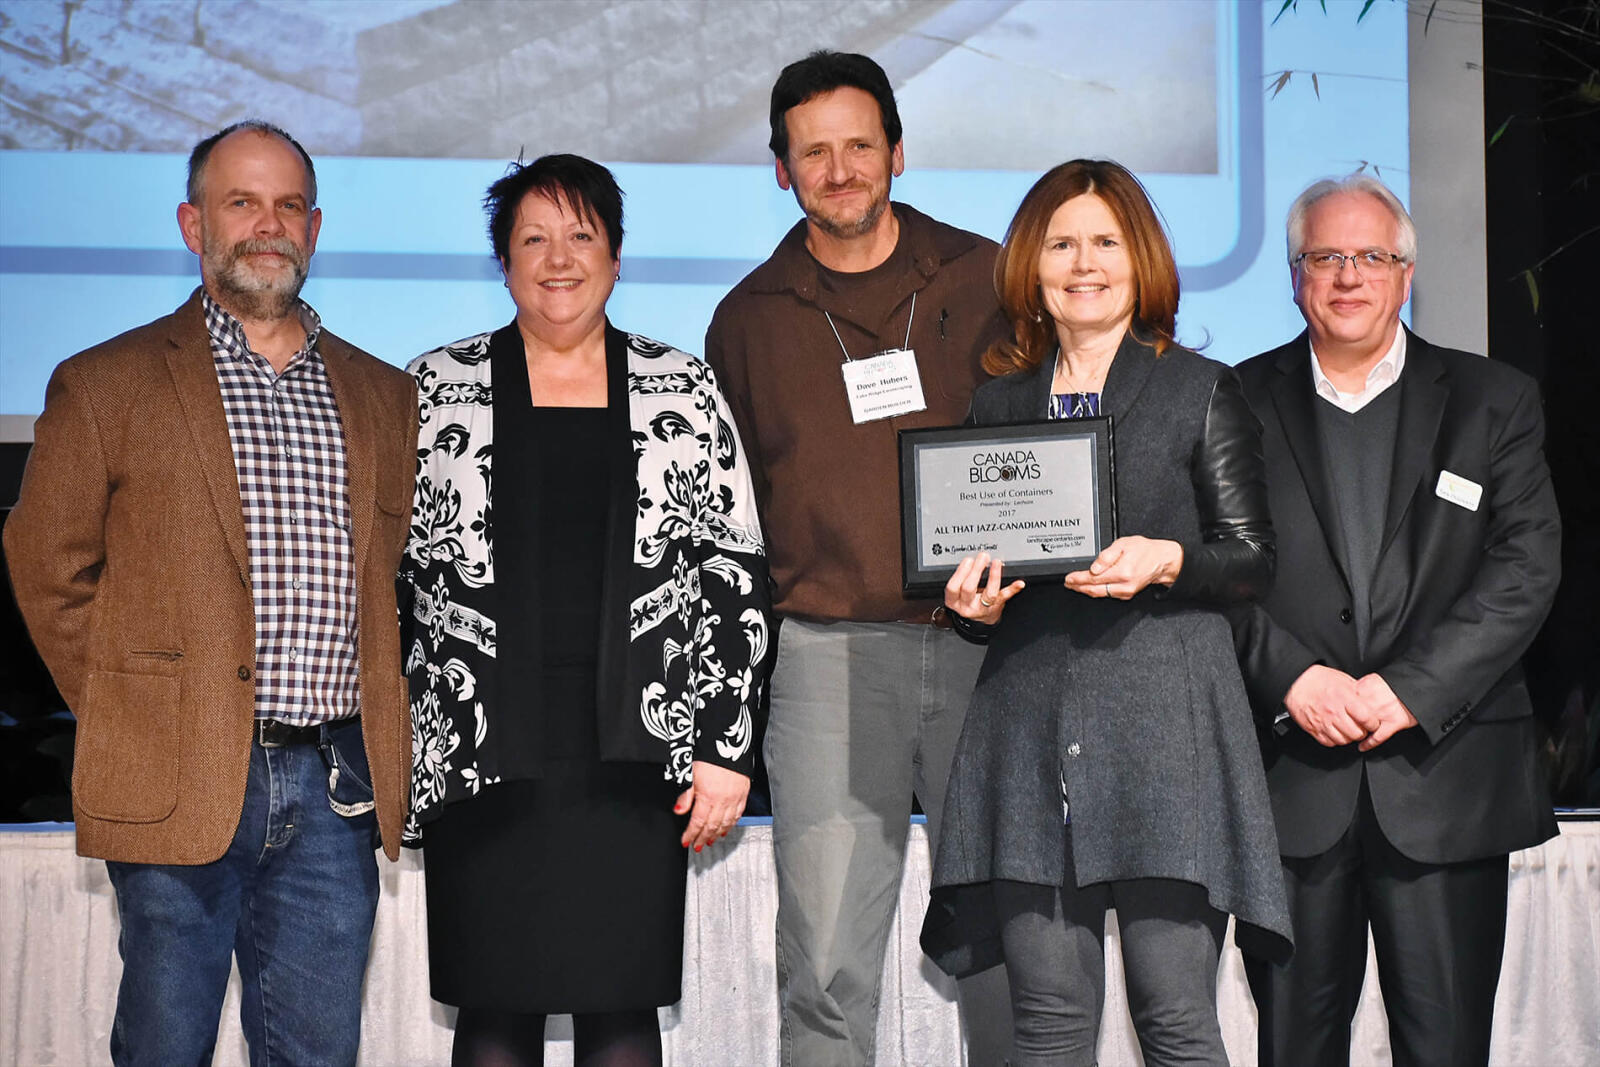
[401,323,769,840]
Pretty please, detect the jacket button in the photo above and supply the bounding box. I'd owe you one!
[1339,608,1353,624]
[1067,742,1081,758]
[238,666,253,681]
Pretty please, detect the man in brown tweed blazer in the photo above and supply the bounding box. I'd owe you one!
[4,121,417,1067]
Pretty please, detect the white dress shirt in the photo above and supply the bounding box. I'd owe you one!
[1310,324,1407,413]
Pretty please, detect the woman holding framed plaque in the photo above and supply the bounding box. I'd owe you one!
[920,159,1290,1066]
[400,154,769,1066]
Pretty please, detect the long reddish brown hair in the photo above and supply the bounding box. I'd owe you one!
[984,159,1180,377]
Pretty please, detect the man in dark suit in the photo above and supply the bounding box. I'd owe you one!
[5,121,417,1066]
[1232,175,1560,1066]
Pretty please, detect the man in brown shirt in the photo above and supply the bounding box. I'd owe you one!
[705,50,1011,1067]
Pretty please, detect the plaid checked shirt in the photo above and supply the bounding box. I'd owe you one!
[205,292,359,725]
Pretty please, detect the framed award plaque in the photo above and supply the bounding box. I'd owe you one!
[898,418,1118,596]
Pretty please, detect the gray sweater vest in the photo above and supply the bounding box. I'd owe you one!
[1313,384,1402,657]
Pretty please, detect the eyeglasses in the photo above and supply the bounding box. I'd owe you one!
[1294,250,1406,277]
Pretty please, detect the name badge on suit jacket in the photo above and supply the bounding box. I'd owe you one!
[1435,469,1483,512]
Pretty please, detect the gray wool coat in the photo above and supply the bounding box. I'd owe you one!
[922,334,1293,976]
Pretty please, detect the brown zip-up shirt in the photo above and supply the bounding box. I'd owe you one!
[706,203,1006,623]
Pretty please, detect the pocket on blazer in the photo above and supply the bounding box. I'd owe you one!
[72,670,180,823]
[375,454,414,518]
[375,486,411,517]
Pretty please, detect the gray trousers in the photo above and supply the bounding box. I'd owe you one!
[995,834,1228,1067]
[767,618,1013,1066]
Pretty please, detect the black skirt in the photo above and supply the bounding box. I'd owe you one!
[422,760,688,1012]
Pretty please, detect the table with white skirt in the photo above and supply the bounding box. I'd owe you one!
[3,818,1597,1066]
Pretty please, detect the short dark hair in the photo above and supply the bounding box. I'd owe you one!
[483,153,624,265]
[187,120,317,206]
[768,50,902,161]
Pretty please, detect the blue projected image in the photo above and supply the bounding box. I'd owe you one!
[0,0,1408,426]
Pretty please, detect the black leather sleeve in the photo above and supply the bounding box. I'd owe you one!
[1165,369,1275,605]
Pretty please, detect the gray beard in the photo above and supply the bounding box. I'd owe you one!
[204,239,308,322]
[212,275,303,322]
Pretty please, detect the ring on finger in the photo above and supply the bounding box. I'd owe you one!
[979,594,995,608]
[1103,583,1111,596]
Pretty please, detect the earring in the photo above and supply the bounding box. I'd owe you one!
[614,271,621,281]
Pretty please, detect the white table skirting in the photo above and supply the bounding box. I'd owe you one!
[3,819,1597,1066]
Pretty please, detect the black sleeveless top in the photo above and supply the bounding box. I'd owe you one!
[491,343,612,770]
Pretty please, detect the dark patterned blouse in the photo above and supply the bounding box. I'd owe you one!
[1048,391,1101,421]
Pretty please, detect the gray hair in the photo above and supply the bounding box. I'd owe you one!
[186,120,317,207]
[1286,174,1416,265]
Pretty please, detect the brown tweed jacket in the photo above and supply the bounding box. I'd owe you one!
[4,290,419,863]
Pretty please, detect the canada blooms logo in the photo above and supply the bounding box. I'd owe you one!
[969,449,1042,483]
[932,543,945,556]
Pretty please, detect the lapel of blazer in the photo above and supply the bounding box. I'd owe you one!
[164,291,250,583]
[1099,331,1159,425]
[1265,333,1352,589]
[1379,329,1447,558]
[1013,329,1157,424]
[321,331,379,578]
[1014,357,1054,421]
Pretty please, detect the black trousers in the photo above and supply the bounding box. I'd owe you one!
[1247,778,1511,1067]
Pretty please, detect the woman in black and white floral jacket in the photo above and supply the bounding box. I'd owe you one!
[400,154,770,1067]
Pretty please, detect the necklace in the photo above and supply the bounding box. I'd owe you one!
[1051,351,1110,395]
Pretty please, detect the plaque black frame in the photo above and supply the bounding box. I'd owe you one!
[898,417,1117,596]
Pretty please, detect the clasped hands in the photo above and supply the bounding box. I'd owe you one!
[945,537,1183,625]
[1284,665,1419,750]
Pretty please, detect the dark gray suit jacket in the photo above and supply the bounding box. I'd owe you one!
[1232,330,1560,863]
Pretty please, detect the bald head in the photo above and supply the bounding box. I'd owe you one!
[187,120,317,207]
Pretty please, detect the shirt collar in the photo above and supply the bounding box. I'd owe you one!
[202,289,323,367]
[1310,323,1406,413]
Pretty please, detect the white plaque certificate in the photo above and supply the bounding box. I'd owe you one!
[898,418,1117,595]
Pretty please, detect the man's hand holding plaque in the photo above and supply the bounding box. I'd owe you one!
[944,551,1027,625]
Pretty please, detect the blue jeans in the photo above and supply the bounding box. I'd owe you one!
[105,717,380,1067]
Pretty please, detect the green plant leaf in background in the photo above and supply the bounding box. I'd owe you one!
[1273,0,1329,25]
